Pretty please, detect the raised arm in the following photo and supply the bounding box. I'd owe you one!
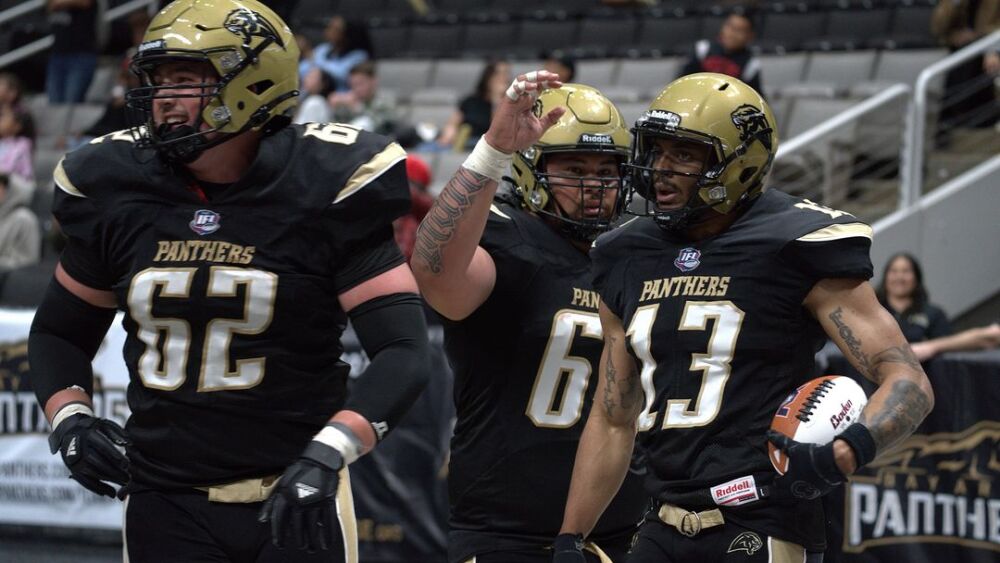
[806,278,934,469]
[910,322,1000,361]
[411,71,564,320]
[559,302,642,540]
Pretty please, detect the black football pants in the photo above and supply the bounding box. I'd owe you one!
[124,489,353,563]
[627,518,823,563]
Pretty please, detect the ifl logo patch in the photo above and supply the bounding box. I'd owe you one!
[674,247,701,272]
[190,209,221,235]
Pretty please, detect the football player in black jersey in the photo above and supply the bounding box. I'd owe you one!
[555,73,934,562]
[412,79,647,562]
[27,1,429,561]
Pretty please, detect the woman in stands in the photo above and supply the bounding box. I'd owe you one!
[437,60,512,150]
[877,253,952,344]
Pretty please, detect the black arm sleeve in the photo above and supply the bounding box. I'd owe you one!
[29,280,116,408]
[344,293,430,440]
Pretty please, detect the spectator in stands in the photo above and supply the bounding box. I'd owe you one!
[543,54,576,83]
[46,0,99,104]
[876,253,952,344]
[295,33,315,83]
[910,321,1000,361]
[0,72,26,113]
[680,11,762,93]
[0,172,40,271]
[0,108,35,182]
[329,61,404,137]
[294,67,335,123]
[931,0,1000,135]
[393,154,434,262]
[301,15,373,93]
[437,60,512,150]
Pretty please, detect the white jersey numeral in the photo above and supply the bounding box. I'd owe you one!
[526,310,603,428]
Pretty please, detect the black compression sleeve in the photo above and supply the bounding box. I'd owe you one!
[345,293,430,440]
[29,280,116,408]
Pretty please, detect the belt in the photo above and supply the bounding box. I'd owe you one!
[657,503,725,537]
[195,474,280,503]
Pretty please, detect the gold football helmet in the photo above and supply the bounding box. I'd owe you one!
[628,72,778,232]
[509,84,630,241]
[126,0,299,162]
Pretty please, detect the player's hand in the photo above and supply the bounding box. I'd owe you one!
[484,70,565,154]
[48,413,131,498]
[259,441,344,552]
[552,533,586,563]
[767,430,845,500]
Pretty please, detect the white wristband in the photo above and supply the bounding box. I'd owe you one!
[462,137,512,182]
[313,425,363,465]
[51,403,95,431]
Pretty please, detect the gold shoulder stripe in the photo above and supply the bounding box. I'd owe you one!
[797,222,872,242]
[333,143,407,204]
[53,158,86,198]
[489,204,511,219]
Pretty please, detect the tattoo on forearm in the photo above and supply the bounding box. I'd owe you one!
[412,168,491,274]
[860,379,933,451]
[602,336,640,421]
[829,307,871,377]
[869,346,922,383]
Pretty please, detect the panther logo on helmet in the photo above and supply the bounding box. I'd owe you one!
[730,104,770,147]
[224,7,285,48]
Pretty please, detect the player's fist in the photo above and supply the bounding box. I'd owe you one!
[48,413,130,498]
[259,440,345,552]
[552,533,586,563]
[484,70,564,154]
[767,430,845,500]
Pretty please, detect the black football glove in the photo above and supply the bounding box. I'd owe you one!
[552,533,586,563]
[767,430,845,500]
[48,413,131,498]
[259,440,345,552]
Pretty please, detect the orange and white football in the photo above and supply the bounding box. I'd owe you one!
[769,375,868,474]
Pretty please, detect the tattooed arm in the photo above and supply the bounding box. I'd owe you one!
[805,278,935,473]
[411,70,564,320]
[560,302,642,537]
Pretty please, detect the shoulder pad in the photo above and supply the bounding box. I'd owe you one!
[760,191,873,244]
[55,129,153,200]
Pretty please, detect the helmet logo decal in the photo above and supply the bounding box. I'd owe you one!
[731,104,769,145]
[674,247,701,272]
[190,209,222,235]
[647,110,681,128]
[137,39,165,53]
[531,98,543,118]
[580,133,612,144]
[224,8,284,48]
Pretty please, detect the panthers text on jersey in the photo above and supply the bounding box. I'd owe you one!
[443,199,646,563]
[52,123,410,491]
[591,190,874,551]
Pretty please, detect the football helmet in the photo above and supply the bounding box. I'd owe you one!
[627,72,778,232]
[509,84,630,242]
[125,0,299,163]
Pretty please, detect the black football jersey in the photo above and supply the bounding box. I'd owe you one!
[52,123,410,490]
[444,201,646,560]
[591,190,874,550]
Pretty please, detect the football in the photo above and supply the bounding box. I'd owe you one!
[769,375,868,474]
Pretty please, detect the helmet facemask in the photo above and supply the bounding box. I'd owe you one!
[523,146,627,243]
[625,73,779,234]
[125,1,300,164]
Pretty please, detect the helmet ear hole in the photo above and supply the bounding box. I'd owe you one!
[739,166,757,184]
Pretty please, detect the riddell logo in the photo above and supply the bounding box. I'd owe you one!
[830,400,854,430]
[711,475,759,506]
[579,133,612,144]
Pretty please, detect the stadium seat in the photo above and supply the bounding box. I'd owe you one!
[758,53,808,100]
[575,17,638,58]
[882,4,936,48]
[428,151,471,197]
[615,101,650,126]
[66,104,105,135]
[460,21,519,58]
[370,24,410,58]
[616,58,684,99]
[634,16,702,56]
[515,20,579,58]
[799,51,878,94]
[601,86,644,104]
[409,105,456,131]
[759,11,827,52]
[802,8,892,51]
[575,60,619,92]
[84,64,117,104]
[405,23,465,57]
[377,59,434,98]
[410,88,460,106]
[431,59,487,91]
[784,98,857,138]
